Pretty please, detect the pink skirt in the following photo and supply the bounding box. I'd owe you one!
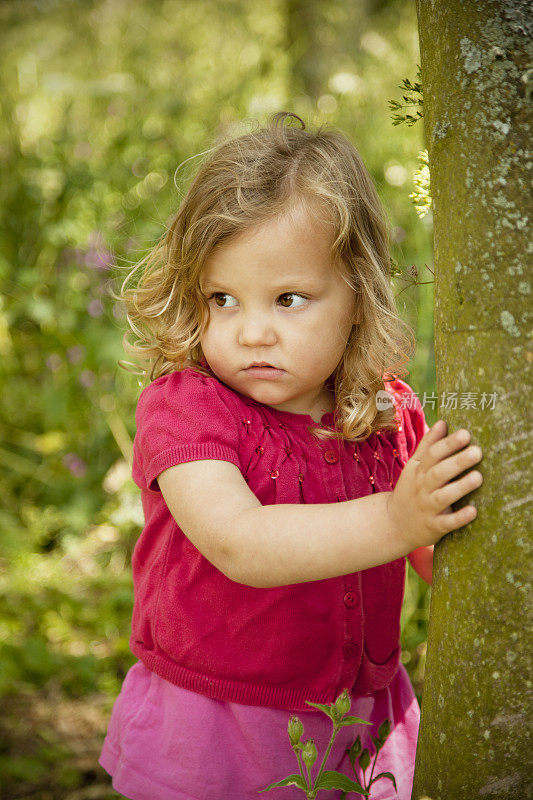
[99,661,419,800]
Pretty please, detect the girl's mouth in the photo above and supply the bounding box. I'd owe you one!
[244,366,285,379]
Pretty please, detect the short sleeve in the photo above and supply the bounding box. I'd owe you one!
[132,370,242,491]
[387,377,430,459]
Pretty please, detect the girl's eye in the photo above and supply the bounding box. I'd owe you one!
[278,293,307,308]
[208,292,307,309]
[210,293,238,308]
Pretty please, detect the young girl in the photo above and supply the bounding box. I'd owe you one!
[99,112,483,799]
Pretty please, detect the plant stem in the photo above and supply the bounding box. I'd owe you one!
[306,763,313,798]
[395,279,434,298]
[367,750,378,790]
[295,750,308,790]
[313,724,339,788]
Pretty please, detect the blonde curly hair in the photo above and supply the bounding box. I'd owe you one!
[117,111,416,442]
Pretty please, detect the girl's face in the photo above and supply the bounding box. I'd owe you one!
[198,203,357,421]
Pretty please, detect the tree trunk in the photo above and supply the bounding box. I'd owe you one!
[412,2,532,798]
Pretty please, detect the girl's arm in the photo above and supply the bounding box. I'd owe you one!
[159,460,411,587]
[158,424,482,589]
[408,546,434,585]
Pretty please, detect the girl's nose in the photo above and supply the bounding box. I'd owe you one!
[238,315,278,347]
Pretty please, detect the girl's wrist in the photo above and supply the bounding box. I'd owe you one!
[384,490,413,556]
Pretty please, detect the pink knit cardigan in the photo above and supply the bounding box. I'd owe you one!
[129,363,428,712]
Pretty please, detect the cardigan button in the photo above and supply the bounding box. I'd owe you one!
[343,641,358,659]
[269,470,279,479]
[256,445,265,455]
[343,591,359,608]
[324,449,338,464]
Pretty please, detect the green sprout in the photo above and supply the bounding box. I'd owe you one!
[259,689,397,799]
[388,66,424,127]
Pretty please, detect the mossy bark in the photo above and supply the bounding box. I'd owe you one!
[412,2,532,798]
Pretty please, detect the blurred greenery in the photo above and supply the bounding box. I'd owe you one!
[0,0,434,795]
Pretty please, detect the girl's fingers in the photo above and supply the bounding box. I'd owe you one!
[435,502,478,535]
[414,419,448,459]
[432,469,483,512]
[428,443,483,489]
[424,426,473,471]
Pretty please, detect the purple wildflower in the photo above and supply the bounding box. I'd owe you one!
[79,370,96,388]
[87,299,104,317]
[66,345,85,364]
[62,453,87,478]
[84,231,114,272]
[46,353,62,371]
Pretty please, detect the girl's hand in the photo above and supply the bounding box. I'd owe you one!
[387,419,483,551]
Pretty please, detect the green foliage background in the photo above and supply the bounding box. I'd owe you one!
[0,0,434,795]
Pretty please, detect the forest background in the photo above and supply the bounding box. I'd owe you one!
[0,0,436,795]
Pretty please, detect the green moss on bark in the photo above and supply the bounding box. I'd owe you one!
[412,1,532,797]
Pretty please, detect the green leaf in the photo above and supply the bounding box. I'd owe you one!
[305,700,334,719]
[369,771,397,791]
[359,748,371,772]
[347,735,361,770]
[258,773,308,792]
[339,715,372,727]
[371,734,384,753]
[314,770,369,794]
[378,718,391,743]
